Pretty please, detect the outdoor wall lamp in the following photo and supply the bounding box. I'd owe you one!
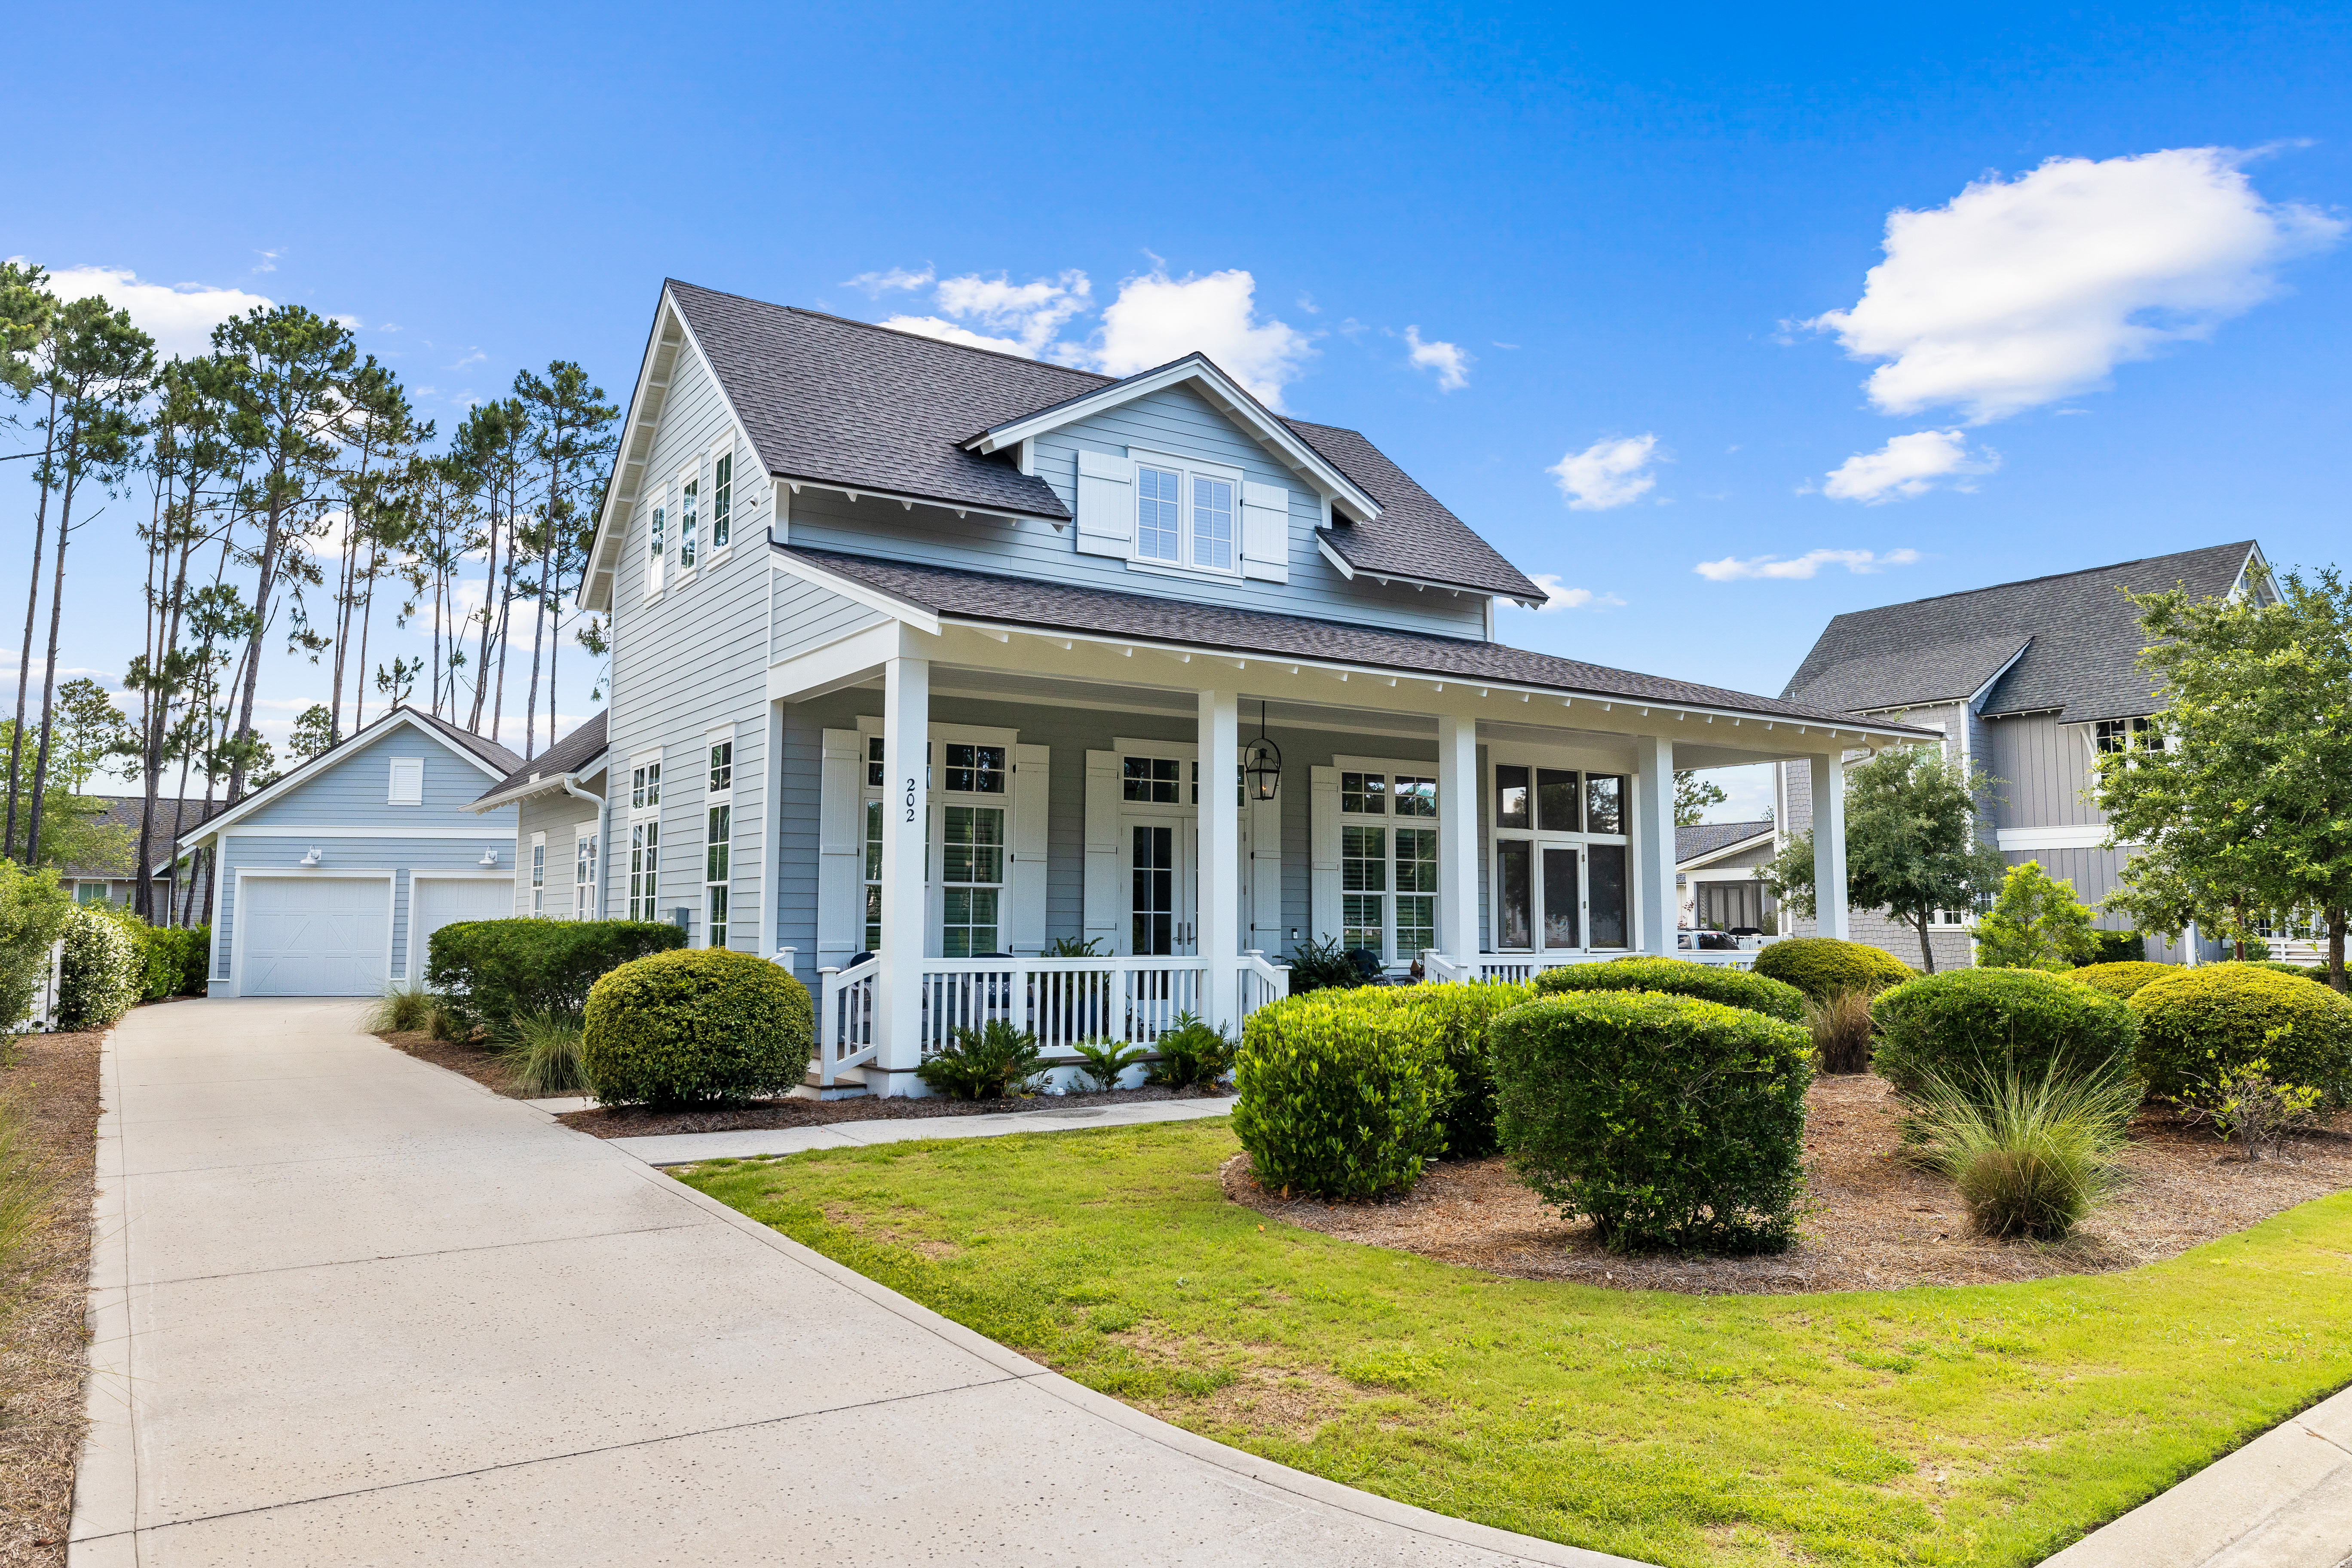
[1243,700,1282,802]
[300,847,323,866]
[479,848,499,866]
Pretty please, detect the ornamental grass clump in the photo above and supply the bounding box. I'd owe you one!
[365,984,438,1034]
[1233,993,1452,1199]
[1905,1066,2138,1240]
[1534,957,1806,1024]
[1871,967,2138,1108]
[2130,964,2352,1110]
[1751,937,1913,1004]
[582,948,812,1107]
[1488,990,1813,1255]
[1805,989,1877,1074]
[498,1008,591,1096]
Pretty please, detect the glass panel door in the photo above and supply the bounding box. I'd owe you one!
[1496,840,1533,950]
[1587,843,1629,948]
[1541,847,1581,949]
[1132,824,1175,955]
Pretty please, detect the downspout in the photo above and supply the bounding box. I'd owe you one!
[559,777,610,921]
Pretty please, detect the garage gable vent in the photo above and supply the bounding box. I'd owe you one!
[388,757,425,806]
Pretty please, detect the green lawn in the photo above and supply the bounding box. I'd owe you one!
[680,1119,2352,1567]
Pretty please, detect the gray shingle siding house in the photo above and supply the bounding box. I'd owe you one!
[530,279,1931,1093]
[1774,542,2272,968]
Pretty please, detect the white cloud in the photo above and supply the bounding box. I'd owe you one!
[40,265,271,360]
[844,265,935,295]
[1402,326,1470,391]
[1548,434,1661,511]
[1809,147,2345,422]
[881,270,1091,358]
[1094,268,1314,407]
[1693,547,1922,582]
[447,349,485,370]
[253,248,282,274]
[1516,574,1626,612]
[1820,429,1997,503]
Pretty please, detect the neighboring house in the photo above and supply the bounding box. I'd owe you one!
[470,713,612,922]
[538,279,1927,1093]
[1774,542,2270,968]
[53,793,220,922]
[1676,819,1776,935]
[176,707,521,996]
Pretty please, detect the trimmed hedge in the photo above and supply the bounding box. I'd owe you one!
[1752,937,1914,1003]
[2087,930,2148,965]
[1871,967,2137,1103]
[0,863,69,1036]
[1233,992,1453,1198]
[427,918,684,1030]
[58,905,141,1029]
[1534,957,1806,1024]
[581,948,812,1106]
[2066,961,2177,1002]
[135,924,208,1001]
[2242,960,2333,985]
[2130,964,2352,1109]
[1490,991,1813,1254]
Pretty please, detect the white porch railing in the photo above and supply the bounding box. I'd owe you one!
[814,950,1294,1087]
[1422,936,1780,984]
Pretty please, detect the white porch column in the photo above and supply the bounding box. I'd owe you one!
[1197,687,1240,1032]
[1634,734,1676,955]
[1437,711,1480,965]
[1810,750,1849,940]
[875,656,929,1092]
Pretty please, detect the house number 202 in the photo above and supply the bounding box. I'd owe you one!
[903,777,918,823]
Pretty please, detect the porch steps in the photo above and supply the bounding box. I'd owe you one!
[796,1061,872,1101]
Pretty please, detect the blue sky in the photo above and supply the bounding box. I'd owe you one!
[11,2,2349,815]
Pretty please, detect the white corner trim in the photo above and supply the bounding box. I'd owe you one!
[1995,824,2128,851]
[1315,533,1355,580]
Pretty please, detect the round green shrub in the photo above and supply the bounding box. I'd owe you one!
[1751,937,1914,1002]
[58,905,141,1029]
[1536,957,1805,1023]
[2240,959,2334,985]
[2066,961,2178,1001]
[1246,981,1529,1159]
[1871,967,2137,1103]
[2129,964,2352,1108]
[1234,992,1454,1198]
[1489,991,1813,1254]
[581,949,812,1106]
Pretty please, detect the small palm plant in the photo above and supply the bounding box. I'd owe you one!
[499,1009,591,1096]
[916,1019,1045,1100]
[1069,1038,1146,1092]
[1906,1064,2139,1240]
[1147,1011,1237,1089]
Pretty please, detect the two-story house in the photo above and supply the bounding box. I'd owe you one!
[485,280,1928,1093]
[1773,541,2272,968]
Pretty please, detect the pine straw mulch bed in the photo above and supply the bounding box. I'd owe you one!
[0,1026,105,1568]
[378,1029,536,1098]
[1223,1072,2352,1295]
[559,1084,1235,1139]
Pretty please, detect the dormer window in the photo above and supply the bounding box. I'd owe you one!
[1127,451,1242,576]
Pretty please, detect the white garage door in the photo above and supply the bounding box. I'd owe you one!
[410,876,516,980]
[242,876,392,997]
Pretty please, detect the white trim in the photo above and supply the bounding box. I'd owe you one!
[219,826,515,839]
[227,868,398,1001]
[1996,824,2125,851]
[177,709,511,853]
[1317,533,1528,604]
[466,753,611,814]
[407,870,520,978]
[966,355,1383,522]
[768,546,942,636]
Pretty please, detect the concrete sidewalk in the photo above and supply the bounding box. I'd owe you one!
[72,998,1637,1567]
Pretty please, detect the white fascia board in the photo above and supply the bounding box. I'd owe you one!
[1316,533,1356,580]
[465,775,585,814]
[1677,831,1776,870]
[1967,640,2033,712]
[766,619,911,703]
[966,356,1382,522]
[1317,533,1533,605]
[218,826,518,839]
[1996,824,2131,851]
[768,547,941,636]
[175,710,507,854]
[582,290,686,615]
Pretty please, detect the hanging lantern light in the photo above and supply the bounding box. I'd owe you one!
[1243,700,1282,802]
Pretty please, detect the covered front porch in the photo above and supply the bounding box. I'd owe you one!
[763,581,1921,1095]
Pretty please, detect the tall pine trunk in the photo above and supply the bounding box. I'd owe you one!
[6,381,59,861]
[224,504,285,807]
[24,466,80,864]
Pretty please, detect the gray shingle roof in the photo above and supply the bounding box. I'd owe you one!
[1782,542,2258,722]
[401,706,525,776]
[1676,820,1773,864]
[779,545,1934,733]
[57,795,224,880]
[666,282,1542,601]
[476,712,609,804]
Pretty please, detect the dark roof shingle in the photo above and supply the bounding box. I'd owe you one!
[1782,543,2258,721]
[57,795,223,880]
[476,712,609,803]
[779,545,1931,733]
[1676,820,1774,864]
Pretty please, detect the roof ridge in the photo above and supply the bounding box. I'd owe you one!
[668,281,1118,382]
[1824,541,2255,624]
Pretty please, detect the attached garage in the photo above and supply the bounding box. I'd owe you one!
[410,875,518,977]
[239,875,394,996]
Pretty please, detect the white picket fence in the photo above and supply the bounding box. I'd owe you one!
[7,939,65,1036]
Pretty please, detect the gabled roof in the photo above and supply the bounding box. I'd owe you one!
[1782,542,2263,723]
[176,707,520,852]
[471,712,609,810]
[775,544,1936,736]
[599,282,1542,604]
[55,795,224,880]
[1676,819,1774,867]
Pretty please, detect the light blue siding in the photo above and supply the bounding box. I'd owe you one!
[514,789,606,919]
[772,575,885,664]
[779,383,1488,641]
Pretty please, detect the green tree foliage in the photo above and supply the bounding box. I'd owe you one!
[1975,860,2100,970]
[51,677,136,792]
[1761,745,2006,972]
[0,862,71,1038]
[1674,770,1728,827]
[2097,567,2352,991]
[288,704,335,762]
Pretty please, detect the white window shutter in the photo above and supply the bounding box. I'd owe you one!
[1309,766,1341,946]
[1005,743,1050,954]
[818,729,863,958]
[1075,449,1133,558]
[1249,790,1284,952]
[1083,750,1123,950]
[1240,481,1290,582]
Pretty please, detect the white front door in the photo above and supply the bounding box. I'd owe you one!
[242,876,391,996]
[1125,815,1197,956]
[410,876,516,980]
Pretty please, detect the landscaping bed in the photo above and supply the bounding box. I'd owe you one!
[0,1027,105,1568]
[378,1027,537,1098]
[1222,1072,2352,1294]
[559,1083,1233,1139]
[681,1117,2352,1568]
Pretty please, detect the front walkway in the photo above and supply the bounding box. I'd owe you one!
[73,999,1631,1567]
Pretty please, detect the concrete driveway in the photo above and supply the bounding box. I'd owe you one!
[72,998,1634,1566]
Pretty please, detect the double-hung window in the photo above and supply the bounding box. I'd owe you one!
[704,730,732,949]
[628,755,662,923]
[1130,451,1243,576]
[678,467,699,570]
[574,830,598,920]
[1335,766,1441,963]
[530,834,546,917]
[938,741,1006,958]
[2094,717,2165,756]
[711,448,732,549]
[646,491,665,596]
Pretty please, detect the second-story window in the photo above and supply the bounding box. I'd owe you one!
[2095,717,2165,755]
[1130,453,1243,576]
[1137,465,1181,563]
[1193,475,1234,571]
[679,472,699,569]
[709,740,732,793]
[712,451,732,548]
[647,493,665,594]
